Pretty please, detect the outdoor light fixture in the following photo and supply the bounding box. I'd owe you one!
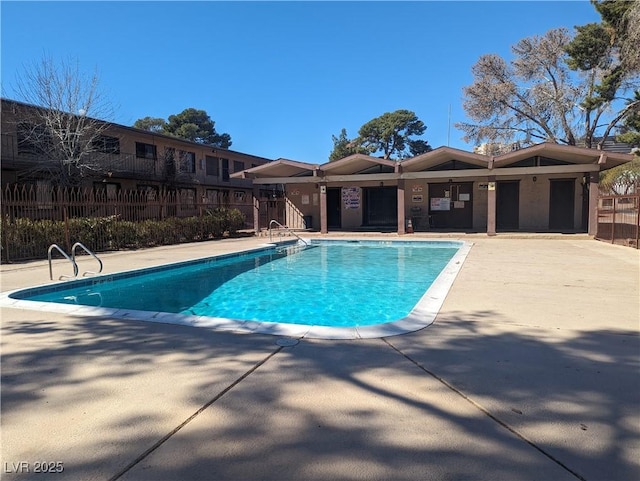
[533,176,537,182]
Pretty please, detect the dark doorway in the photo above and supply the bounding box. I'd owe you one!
[497,181,520,230]
[549,179,575,231]
[363,186,397,227]
[327,188,341,228]
[428,182,473,229]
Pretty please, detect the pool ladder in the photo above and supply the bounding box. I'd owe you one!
[48,242,103,280]
[268,220,309,247]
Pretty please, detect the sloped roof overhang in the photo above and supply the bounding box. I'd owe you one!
[493,142,633,169]
[320,154,399,175]
[400,146,490,172]
[231,158,318,182]
[232,143,635,185]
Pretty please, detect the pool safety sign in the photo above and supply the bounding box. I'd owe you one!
[342,187,361,209]
[430,198,451,211]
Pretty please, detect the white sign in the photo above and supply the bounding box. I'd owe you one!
[430,198,450,211]
[342,187,360,209]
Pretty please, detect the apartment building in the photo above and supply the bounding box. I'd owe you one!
[1,98,278,209]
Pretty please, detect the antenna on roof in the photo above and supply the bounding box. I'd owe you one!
[447,104,451,147]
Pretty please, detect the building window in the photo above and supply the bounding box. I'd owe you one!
[138,184,159,201]
[208,189,230,206]
[92,135,120,154]
[179,151,196,173]
[233,160,244,173]
[17,122,51,156]
[205,189,220,205]
[179,188,196,208]
[36,180,54,209]
[221,158,230,181]
[206,156,219,176]
[94,182,121,200]
[136,142,157,160]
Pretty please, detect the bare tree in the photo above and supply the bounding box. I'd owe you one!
[10,55,118,186]
[457,28,639,149]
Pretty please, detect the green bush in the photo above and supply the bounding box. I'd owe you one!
[2,209,250,262]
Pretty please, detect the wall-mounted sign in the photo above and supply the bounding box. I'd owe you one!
[430,198,450,211]
[412,194,423,203]
[412,185,423,193]
[342,187,360,209]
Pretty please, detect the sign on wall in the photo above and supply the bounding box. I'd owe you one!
[430,198,451,211]
[342,187,360,209]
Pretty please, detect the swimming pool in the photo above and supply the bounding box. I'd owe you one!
[1,239,472,339]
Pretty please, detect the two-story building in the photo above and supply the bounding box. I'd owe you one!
[1,98,280,225]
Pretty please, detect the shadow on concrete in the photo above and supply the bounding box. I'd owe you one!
[1,310,638,481]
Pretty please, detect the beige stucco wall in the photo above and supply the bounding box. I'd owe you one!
[284,184,321,229]
[404,174,587,232]
[473,182,489,230]
[340,186,363,229]
[284,173,588,232]
[404,180,429,230]
[503,173,584,231]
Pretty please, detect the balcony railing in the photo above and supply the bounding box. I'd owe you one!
[2,133,258,187]
[2,134,162,179]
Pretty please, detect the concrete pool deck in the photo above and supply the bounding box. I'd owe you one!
[1,234,638,481]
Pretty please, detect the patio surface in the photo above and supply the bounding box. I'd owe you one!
[1,234,638,481]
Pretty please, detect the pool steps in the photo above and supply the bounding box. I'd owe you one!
[268,219,309,247]
[48,242,103,281]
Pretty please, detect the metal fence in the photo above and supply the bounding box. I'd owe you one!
[596,194,640,248]
[1,185,257,262]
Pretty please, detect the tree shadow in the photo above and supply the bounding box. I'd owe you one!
[1,309,638,481]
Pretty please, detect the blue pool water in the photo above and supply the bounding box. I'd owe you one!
[11,240,462,328]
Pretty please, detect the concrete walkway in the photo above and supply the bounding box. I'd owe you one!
[1,235,638,481]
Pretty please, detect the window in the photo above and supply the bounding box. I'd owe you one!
[179,151,196,173]
[138,184,159,201]
[92,135,120,154]
[179,188,196,208]
[136,142,157,160]
[94,182,121,200]
[164,147,176,176]
[233,160,244,173]
[206,189,221,204]
[221,158,230,181]
[17,122,52,156]
[234,190,247,202]
[205,156,219,176]
[36,180,54,209]
[208,189,230,206]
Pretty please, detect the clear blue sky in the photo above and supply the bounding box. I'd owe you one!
[1,1,601,162]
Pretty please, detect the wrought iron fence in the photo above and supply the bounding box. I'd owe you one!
[596,194,639,249]
[1,185,256,262]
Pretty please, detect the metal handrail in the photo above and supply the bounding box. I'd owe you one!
[71,242,103,277]
[48,244,79,280]
[268,219,309,247]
